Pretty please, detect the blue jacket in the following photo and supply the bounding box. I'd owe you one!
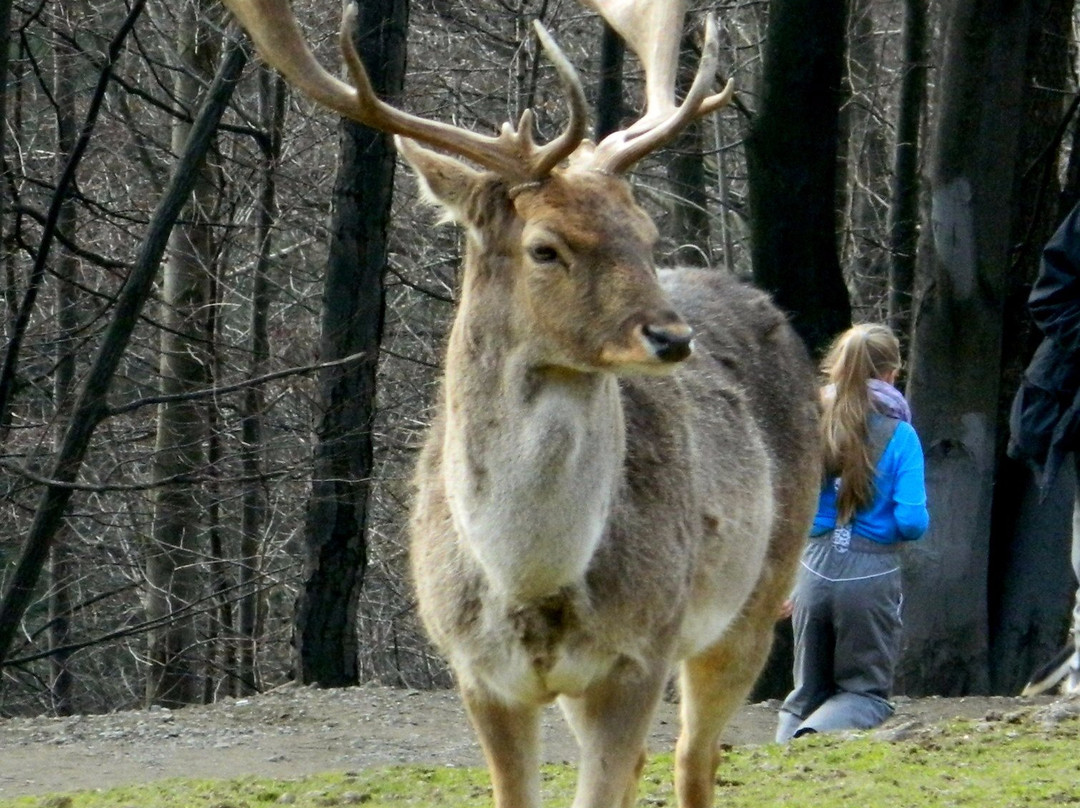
[812,418,930,544]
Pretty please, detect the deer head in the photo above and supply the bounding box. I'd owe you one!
[221,0,734,374]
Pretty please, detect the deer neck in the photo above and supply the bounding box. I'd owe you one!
[441,285,625,605]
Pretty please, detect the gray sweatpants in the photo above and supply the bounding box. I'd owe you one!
[776,530,902,742]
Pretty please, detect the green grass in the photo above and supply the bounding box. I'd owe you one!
[5,715,1080,808]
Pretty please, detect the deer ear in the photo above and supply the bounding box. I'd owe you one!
[396,136,482,223]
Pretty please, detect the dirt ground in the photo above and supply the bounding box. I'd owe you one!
[0,683,1061,799]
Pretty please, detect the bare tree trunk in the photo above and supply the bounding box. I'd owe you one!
[990,464,1076,692]
[204,256,231,703]
[0,0,12,347]
[901,0,1039,696]
[742,0,851,700]
[1,45,16,355]
[0,38,248,668]
[988,0,1075,694]
[594,22,625,141]
[237,67,286,696]
[887,0,929,356]
[0,0,147,445]
[712,117,736,272]
[48,8,81,716]
[745,0,851,356]
[667,30,709,268]
[145,0,222,708]
[842,0,891,316]
[294,0,408,686]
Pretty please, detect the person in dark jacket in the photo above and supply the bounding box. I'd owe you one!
[1008,200,1080,695]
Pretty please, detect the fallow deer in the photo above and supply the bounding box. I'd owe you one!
[220,1,822,806]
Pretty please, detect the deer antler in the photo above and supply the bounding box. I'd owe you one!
[221,0,588,182]
[579,0,735,174]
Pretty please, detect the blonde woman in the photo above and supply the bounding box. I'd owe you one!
[776,323,929,742]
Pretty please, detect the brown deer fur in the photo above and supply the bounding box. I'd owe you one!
[403,142,820,808]
[217,1,822,805]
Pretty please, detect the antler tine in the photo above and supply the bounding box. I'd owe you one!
[581,0,684,127]
[222,0,588,181]
[594,15,733,174]
[579,0,735,174]
[528,21,590,177]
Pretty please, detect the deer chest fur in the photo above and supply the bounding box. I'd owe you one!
[410,370,709,703]
[440,357,627,603]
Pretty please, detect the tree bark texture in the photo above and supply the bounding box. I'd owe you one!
[666,30,709,268]
[145,0,223,708]
[887,0,928,356]
[987,0,1076,694]
[901,0,1039,696]
[842,0,892,315]
[746,0,851,356]
[0,0,12,333]
[236,68,286,696]
[0,38,248,669]
[294,0,408,687]
[0,0,147,445]
[48,10,82,716]
[990,462,1076,692]
[205,323,232,704]
[594,21,625,142]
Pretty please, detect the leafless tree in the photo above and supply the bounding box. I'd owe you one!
[903,0,1056,695]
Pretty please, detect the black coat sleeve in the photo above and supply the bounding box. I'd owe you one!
[1008,201,1080,489]
[1029,201,1080,356]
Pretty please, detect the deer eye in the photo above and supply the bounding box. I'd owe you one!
[528,244,561,265]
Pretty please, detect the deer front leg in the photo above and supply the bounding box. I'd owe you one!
[675,610,778,808]
[462,687,542,808]
[559,662,668,808]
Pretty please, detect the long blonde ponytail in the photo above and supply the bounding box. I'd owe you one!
[820,323,902,524]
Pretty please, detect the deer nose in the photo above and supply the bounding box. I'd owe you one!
[642,322,694,362]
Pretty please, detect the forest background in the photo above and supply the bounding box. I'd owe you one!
[0,0,1076,718]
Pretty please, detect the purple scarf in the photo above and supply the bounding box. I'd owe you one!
[822,380,912,424]
[868,379,912,423]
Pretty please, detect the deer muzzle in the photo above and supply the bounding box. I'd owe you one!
[640,321,694,363]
